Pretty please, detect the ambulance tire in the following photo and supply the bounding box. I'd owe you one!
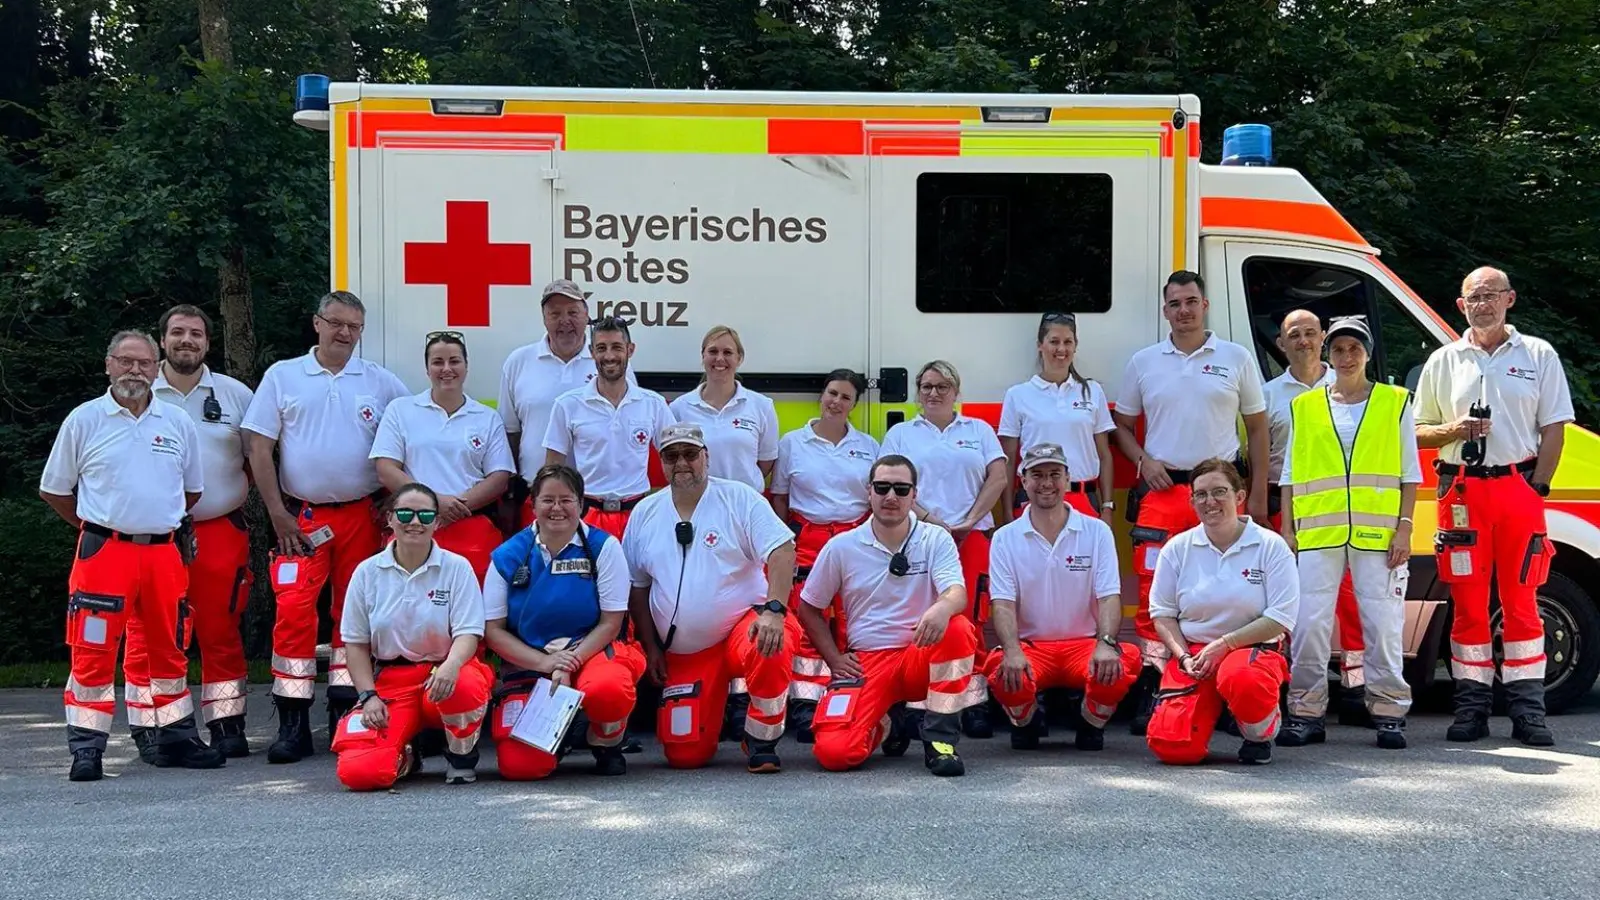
[1486,571,1600,715]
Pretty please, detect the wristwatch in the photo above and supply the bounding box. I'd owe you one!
[1533,482,1552,498]
[1101,501,1116,511]
[752,599,787,616]
[356,689,379,706]
[1097,634,1119,649]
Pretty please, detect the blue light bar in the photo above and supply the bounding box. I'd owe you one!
[294,74,330,113]
[1221,124,1273,167]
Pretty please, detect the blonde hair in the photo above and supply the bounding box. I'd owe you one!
[915,359,961,398]
[701,325,745,359]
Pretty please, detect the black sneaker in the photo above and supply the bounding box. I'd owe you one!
[1276,716,1327,747]
[592,746,627,776]
[1074,724,1106,752]
[69,748,103,782]
[153,737,226,769]
[1446,710,1491,743]
[1512,714,1555,747]
[923,740,965,777]
[961,703,993,739]
[267,703,314,764]
[1375,720,1407,750]
[789,699,817,745]
[207,717,250,759]
[1010,710,1044,751]
[742,739,782,774]
[882,703,914,757]
[1238,740,1273,765]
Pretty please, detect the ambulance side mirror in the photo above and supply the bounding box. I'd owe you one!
[1404,365,1422,392]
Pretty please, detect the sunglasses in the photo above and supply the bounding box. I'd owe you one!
[1042,311,1077,325]
[871,481,914,497]
[426,330,464,342]
[393,508,438,525]
[662,447,703,464]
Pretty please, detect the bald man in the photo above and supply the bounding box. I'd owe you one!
[1416,267,1573,746]
[1263,310,1370,730]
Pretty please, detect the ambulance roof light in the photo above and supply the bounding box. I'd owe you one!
[294,74,329,112]
[981,106,1051,124]
[1221,124,1272,167]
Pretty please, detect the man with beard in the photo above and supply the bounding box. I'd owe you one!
[41,330,224,781]
[542,315,675,537]
[624,424,799,773]
[151,305,257,757]
[500,280,635,527]
[243,291,408,763]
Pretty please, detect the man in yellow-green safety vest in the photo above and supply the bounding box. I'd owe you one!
[1279,316,1422,750]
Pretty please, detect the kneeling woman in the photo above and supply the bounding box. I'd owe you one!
[334,483,493,790]
[1145,459,1299,766]
[485,464,644,778]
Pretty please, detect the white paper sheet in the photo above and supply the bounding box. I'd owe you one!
[509,679,586,754]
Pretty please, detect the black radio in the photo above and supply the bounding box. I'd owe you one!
[1461,400,1492,465]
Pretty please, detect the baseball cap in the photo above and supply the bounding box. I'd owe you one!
[1020,443,1070,472]
[1325,315,1373,353]
[657,423,707,451]
[540,279,587,304]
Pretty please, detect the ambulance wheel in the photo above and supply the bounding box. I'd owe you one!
[1489,571,1600,715]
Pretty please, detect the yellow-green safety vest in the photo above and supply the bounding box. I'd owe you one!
[1288,383,1407,551]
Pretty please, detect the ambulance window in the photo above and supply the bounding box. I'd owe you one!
[915,172,1113,314]
[1373,286,1441,390]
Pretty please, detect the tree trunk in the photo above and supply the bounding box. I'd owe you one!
[218,245,257,381]
[197,0,235,70]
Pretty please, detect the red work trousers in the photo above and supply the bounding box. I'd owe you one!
[187,514,252,724]
[1146,643,1288,765]
[812,617,979,771]
[788,514,863,703]
[657,611,797,769]
[1436,470,1553,713]
[268,499,380,703]
[1130,484,1200,668]
[64,532,195,752]
[333,656,493,791]
[434,514,501,586]
[985,638,1142,730]
[1268,510,1365,690]
[490,642,647,780]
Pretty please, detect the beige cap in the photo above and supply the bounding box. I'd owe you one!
[540,279,587,303]
[1020,442,1070,472]
[657,423,707,451]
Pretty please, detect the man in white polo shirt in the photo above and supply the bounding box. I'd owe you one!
[151,304,256,758]
[984,444,1140,752]
[544,315,675,538]
[242,290,408,764]
[40,330,223,781]
[800,453,978,778]
[1113,270,1269,734]
[624,424,798,773]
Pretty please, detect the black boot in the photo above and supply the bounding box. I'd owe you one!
[592,746,627,776]
[1238,740,1273,765]
[1338,685,1374,728]
[207,717,250,759]
[1073,723,1106,752]
[69,748,103,782]
[267,697,314,764]
[130,728,163,765]
[1129,667,1159,736]
[1512,714,1555,747]
[742,738,782,774]
[1276,716,1327,747]
[154,736,227,769]
[961,702,994,739]
[721,692,751,742]
[923,739,965,777]
[789,699,817,745]
[1447,680,1492,743]
[1505,678,1554,746]
[326,693,356,751]
[882,704,919,757]
[1010,709,1044,750]
[1374,717,1407,750]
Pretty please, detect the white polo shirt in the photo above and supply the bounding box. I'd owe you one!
[800,516,965,652]
[153,365,255,521]
[241,350,408,504]
[370,391,515,497]
[623,478,794,656]
[40,391,204,534]
[483,523,632,619]
[988,508,1121,642]
[1281,392,1424,484]
[880,414,1005,530]
[770,421,880,524]
[498,338,636,478]
[340,543,485,663]
[1414,327,1575,466]
[1116,333,1266,469]
[1147,519,1298,644]
[998,376,1115,481]
[668,384,780,490]
[543,380,675,500]
[1262,364,1333,485]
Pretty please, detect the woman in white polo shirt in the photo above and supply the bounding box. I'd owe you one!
[999,312,1116,518]
[880,359,1008,737]
[371,332,515,585]
[769,368,880,740]
[1145,459,1298,766]
[332,483,492,791]
[668,326,780,491]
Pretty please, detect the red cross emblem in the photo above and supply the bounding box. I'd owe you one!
[703,531,720,548]
[403,200,532,327]
[153,435,164,444]
[633,429,648,446]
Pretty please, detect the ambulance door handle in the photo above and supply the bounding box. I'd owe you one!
[877,367,908,403]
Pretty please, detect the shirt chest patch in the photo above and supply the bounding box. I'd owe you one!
[728,417,758,432]
[1199,363,1232,380]
[1240,567,1264,586]
[631,427,650,446]
[150,433,182,456]
[467,433,485,451]
[1063,555,1093,572]
[1503,364,1537,382]
[702,530,722,549]
[427,588,451,606]
[952,438,982,451]
[551,558,592,576]
[358,404,377,423]
[1070,399,1096,412]
[845,448,874,460]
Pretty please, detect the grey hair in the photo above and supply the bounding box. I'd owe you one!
[316,290,366,316]
[106,330,158,358]
[915,359,961,395]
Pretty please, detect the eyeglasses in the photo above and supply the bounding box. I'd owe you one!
[1191,487,1237,503]
[426,330,464,342]
[317,313,365,333]
[661,447,702,464]
[870,481,914,497]
[917,383,954,396]
[1463,289,1510,305]
[393,508,438,525]
[1041,312,1076,325]
[109,355,158,372]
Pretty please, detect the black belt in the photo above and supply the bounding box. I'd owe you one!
[1163,458,1247,486]
[1435,459,1537,480]
[286,495,367,511]
[584,494,645,514]
[793,564,812,584]
[82,521,174,544]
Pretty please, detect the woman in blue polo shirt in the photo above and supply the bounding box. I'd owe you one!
[484,464,644,778]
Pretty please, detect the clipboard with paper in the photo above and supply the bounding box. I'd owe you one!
[505,678,586,754]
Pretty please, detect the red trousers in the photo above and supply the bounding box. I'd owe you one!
[491,643,646,780]
[788,515,863,703]
[1436,471,1553,693]
[1146,643,1288,765]
[985,638,1142,729]
[812,617,979,771]
[657,611,797,769]
[187,514,252,724]
[64,532,195,751]
[268,500,380,702]
[1268,511,1365,689]
[434,514,501,586]
[333,657,493,791]
[1131,485,1201,666]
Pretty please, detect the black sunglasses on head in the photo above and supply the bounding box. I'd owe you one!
[426,330,464,342]
[871,481,913,497]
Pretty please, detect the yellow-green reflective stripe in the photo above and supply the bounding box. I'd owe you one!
[1296,512,1398,530]
[1292,474,1401,496]
[566,115,767,153]
[960,133,1158,157]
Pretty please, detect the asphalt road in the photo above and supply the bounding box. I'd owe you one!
[2,687,1597,900]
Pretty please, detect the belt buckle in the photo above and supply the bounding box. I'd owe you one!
[603,498,622,512]
[130,533,154,545]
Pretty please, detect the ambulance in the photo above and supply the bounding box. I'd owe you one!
[292,78,1600,711]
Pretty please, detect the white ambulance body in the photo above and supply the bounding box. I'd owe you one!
[295,82,1600,710]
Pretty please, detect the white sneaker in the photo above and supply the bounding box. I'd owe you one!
[444,765,477,785]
